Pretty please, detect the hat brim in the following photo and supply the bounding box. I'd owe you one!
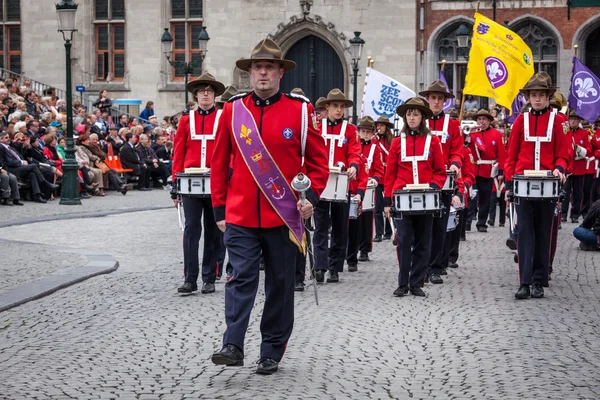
[320,99,354,108]
[186,79,226,97]
[418,90,455,99]
[357,124,375,130]
[520,86,557,97]
[235,58,296,73]
[375,121,394,129]
[474,113,494,121]
[396,104,433,120]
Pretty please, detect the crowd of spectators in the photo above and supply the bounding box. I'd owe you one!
[0,78,178,206]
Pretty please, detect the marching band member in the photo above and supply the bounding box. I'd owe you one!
[383,97,446,297]
[505,73,570,299]
[346,116,382,271]
[581,120,596,218]
[568,110,592,223]
[419,80,462,284]
[171,72,227,295]
[313,89,362,283]
[210,39,329,374]
[469,109,506,233]
[374,116,394,242]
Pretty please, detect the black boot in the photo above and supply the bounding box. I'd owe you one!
[211,344,244,366]
[177,282,198,294]
[515,284,530,299]
[531,284,544,298]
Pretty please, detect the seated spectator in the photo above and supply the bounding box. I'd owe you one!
[137,133,169,189]
[76,134,105,196]
[129,116,139,127]
[120,132,148,191]
[116,114,129,130]
[83,133,127,195]
[574,199,600,251]
[139,101,154,123]
[14,121,26,136]
[57,136,67,159]
[43,134,63,173]
[154,136,172,175]
[107,126,123,155]
[25,136,61,200]
[0,163,22,206]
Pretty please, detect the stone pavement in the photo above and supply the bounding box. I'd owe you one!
[0,204,599,399]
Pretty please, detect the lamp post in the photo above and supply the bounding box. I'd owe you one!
[456,24,471,60]
[161,27,210,107]
[56,0,80,205]
[349,31,365,123]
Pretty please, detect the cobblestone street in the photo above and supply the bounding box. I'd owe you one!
[1,198,599,399]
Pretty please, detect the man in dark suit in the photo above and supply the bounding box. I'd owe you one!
[137,133,169,188]
[0,131,57,203]
[154,136,171,175]
[119,132,149,191]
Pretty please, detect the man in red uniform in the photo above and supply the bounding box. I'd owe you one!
[171,72,226,295]
[469,109,506,233]
[568,110,593,223]
[313,89,362,283]
[419,80,463,284]
[505,73,570,299]
[374,116,394,241]
[210,39,329,374]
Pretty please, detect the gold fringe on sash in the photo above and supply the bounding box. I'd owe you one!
[289,230,307,255]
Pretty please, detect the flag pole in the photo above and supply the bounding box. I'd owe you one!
[459,3,480,123]
[441,59,446,72]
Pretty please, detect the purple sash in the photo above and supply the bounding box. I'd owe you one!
[232,99,306,254]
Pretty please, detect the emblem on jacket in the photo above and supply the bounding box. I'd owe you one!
[282,128,294,140]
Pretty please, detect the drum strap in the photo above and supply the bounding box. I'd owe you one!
[366,143,377,171]
[378,142,389,156]
[473,133,496,165]
[429,115,450,144]
[322,118,347,168]
[190,109,219,169]
[524,110,555,171]
[494,177,505,198]
[401,133,432,184]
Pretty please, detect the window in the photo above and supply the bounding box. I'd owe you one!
[0,0,21,73]
[436,24,472,103]
[169,0,203,81]
[514,22,558,86]
[94,0,126,81]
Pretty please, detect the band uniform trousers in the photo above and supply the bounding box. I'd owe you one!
[476,176,494,227]
[516,198,555,286]
[488,191,506,225]
[313,199,350,272]
[223,224,297,362]
[549,206,560,280]
[449,208,467,265]
[375,185,393,237]
[182,196,225,284]
[581,174,594,217]
[570,174,590,219]
[396,214,433,287]
[467,189,478,226]
[561,175,572,219]
[429,192,452,275]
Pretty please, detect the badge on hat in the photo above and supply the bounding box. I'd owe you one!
[282,128,293,140]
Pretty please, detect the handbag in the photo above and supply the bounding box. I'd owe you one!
[96,160,111,174]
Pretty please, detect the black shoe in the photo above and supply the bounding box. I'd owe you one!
[259,259,265,270]
[561,216,567,222]
[201,282,215,294]
[80,192,91,199]
[47,183,60,191]
[211,344,244,367]
[410,287,426,297]
[12,199,24,206]
[373,235,383,242]
[506,238,517,250]
[315,270,325,283]
[476,225,487,232]
[138,187,150,191]
[294,282,305,291]
[531,284,544,298]
[515,284,530,300]
[1,198,13,206]
[571,217,578,223]
[460,235,466,241]
[358,252,369,262]
[499,223,505,227]
[465,224,471,231]
[448,263,459,269]
[177,282,198,294]
[487,220,495,226]
[256,358,278,375]
[514,254,519,264]
[119,185,128,195]
[383,234,392,240]
[440,268,448,276]
[347,263,358,272]
[327,270,339,283]
[393,285,409,297]
[33,194,47,203]
[429,273,443,284]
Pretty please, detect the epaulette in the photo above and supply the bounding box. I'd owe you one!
[227,92,251,103]
[286,93,310,103]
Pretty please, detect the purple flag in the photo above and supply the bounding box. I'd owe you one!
[568,57,600,123]
[506,93,526,124]
[439,70,453,113]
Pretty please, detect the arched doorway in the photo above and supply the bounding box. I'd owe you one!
[585,27,600,78]
[281,35,344,103]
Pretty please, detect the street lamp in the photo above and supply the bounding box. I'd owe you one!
[55,0,81,205]
[161,26,210,106]
[349,31,365,123]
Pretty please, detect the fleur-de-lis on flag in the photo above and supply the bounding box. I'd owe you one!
[487,62,504,81]
[574,77,598,99]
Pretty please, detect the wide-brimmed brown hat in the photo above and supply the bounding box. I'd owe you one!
[474,109,494,121]
[236,38,296,72]
[186,72,225,97]
[550,91,567,109]
[448,108,459,118]
[320,89,353,108]
[520,73,556,96]
[291,88,305,96]
[216,85,239,105]
[357,116,375,130]
[315,97,327,110]
[375,115,394,129]
[418,80,455,99]
[568,109,582,119]
[582,120,592,130]
[396,97,433,120]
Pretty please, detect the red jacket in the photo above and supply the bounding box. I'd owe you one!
[505,108,570,183]
[592,129,600,159]
[374,136,392,171]
[469,127,506,178]
[458,146,476,207]
[321,118,362,172]
[172,107,220,180]
[211,92,329,227]
[571,127,593,176]
[426,113,463,169]
[361,139,385,183]
[349,155,368,197]
[383,132,447,205]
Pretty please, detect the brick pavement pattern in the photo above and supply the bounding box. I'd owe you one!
[0,208,599,399]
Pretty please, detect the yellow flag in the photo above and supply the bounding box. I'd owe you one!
[463,13,535,109]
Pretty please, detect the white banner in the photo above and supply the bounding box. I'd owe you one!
[361,67,415,129]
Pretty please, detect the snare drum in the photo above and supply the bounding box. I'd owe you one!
[443,170,456,192]
[349,198,361,219]
[446,206,458,231]
[392,189,442,216]
[320,171,349,202]
[513,174,560,200]
[176,172,211,197]
[362,184,376,211]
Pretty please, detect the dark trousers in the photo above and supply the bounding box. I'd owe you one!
[549,206,560,275]
[449,208,467,264]
[561,175,572,219]
[137,165,151,189]
[570,175,587,218]
[582,174,594,216]
[0,172,19,200]
[313,199,349,272]
[182,196,224,284]
[395,214,433,287]
[488,192,506,225]
[428,192,452,274]
[106,169,123,190]
[467,190,478,225]
[347,210,374,265]
[295,222,312,284]
[516,199,555,285]
[223,224,296,361]
[375,185,392,236]
[476,176,493,227]
[7,164,48,196]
